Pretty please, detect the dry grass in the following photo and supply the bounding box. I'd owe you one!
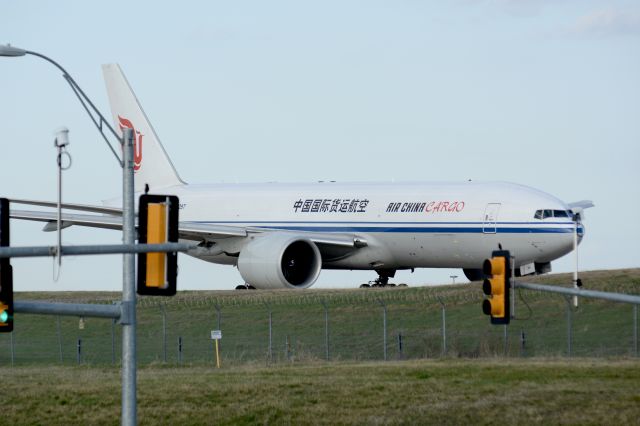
[1,359,639,425]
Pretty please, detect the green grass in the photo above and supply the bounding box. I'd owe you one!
[1,270,638,424]
[1,268,639,365]
[1,359,639,425]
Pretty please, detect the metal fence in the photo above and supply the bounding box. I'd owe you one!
[1,284,638,366]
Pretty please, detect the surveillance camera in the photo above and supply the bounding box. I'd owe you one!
[54,127,70,147]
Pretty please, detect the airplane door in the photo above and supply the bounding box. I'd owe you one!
[483,203,501,234]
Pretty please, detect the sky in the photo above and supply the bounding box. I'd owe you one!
[1,0,639,291]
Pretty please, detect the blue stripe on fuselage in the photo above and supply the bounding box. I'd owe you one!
[250,226,573,233]
[187,221,581,234]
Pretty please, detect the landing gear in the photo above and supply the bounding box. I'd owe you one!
[235,284,256,290]
[374,274,390,287]
[360,269,408,288]
[370,279,395,288]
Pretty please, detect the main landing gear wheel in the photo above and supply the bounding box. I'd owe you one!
[360,269,404,288]
[235,284,256,290]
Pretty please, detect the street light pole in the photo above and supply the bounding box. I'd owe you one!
[1,43,136,425]
[121,128,136,426]
[0,44,123,165]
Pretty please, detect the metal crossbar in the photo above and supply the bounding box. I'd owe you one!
[0,242,198,258]
[15,300,121,319]
[515,281,640,305]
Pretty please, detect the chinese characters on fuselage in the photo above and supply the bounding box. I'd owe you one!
[293,198,369,213]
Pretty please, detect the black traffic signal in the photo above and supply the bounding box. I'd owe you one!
[0,263,13,332]
[137,194,179,296]
[482,250,511,325]
[0,198,13,332]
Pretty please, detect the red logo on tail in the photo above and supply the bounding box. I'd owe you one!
[118,116,143,171]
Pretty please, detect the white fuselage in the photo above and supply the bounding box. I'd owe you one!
[135,180,582,272]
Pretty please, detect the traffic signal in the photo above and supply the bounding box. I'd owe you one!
[137,195,179,296]
[0,198,13,332]
[482,250,511,325]
[0,263,13,332]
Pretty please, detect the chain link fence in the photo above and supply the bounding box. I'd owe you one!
[0,282,638,366]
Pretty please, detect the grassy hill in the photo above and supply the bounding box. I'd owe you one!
[1,268,638,366]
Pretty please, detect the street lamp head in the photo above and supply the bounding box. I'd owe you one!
[0,44,26,57]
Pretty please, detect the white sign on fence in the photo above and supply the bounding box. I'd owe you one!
[210,330,222,340]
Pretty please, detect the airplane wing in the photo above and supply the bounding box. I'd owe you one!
[10,198,123,216]
[9,209,366,253]
[11,209,247,239]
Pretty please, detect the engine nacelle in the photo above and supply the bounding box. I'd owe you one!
[237,233,322,289]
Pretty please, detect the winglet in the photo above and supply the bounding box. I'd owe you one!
[568,200,595,210]
[568,200,594,219]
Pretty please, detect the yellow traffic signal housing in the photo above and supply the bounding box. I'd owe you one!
[137,195,179,296]
[482,250,511,325]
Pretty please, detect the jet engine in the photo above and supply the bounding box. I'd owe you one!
[462,268,484,282]
[237,233,322,289]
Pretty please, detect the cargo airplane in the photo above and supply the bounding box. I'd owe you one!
[10,64,594,289]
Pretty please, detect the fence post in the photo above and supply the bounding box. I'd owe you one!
[178,336,183,365]
[565,296,572,357]
[57,315,63,364]
[265,303,273,362]
[214,303,221,330]
[503,324,509,356]
[321,301,329,361]
[10,330,15,367]
[285,335,292,362]
[397,332,403,360]
[520,329,526,357]
[634,304,638,357]
[437,297,446,356]
[77,338,82,365]
[111,318,116,365]
[377,299,387,361]
[160,304,167,363]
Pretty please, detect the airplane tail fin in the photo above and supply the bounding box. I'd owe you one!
[102,64,185,193]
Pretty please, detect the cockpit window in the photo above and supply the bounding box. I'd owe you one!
[534,209,572,219]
